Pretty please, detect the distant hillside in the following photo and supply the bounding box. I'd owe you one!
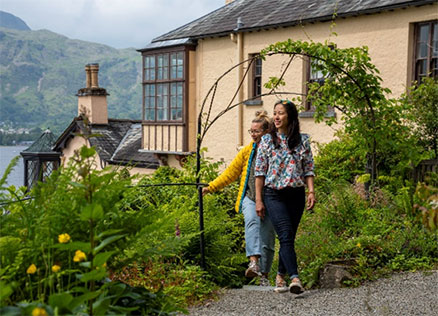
[0,11,31,31]
[0,25,142,134]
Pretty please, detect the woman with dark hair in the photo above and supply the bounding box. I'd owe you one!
[255,99,315,294]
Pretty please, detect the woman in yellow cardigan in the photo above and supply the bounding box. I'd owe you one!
[203,111,275,286]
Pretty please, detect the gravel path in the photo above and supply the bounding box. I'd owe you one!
[185,271,437,316]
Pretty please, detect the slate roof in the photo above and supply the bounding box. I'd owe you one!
[151,0,437,43]
[22,129,58,154]
[53,118,160,169]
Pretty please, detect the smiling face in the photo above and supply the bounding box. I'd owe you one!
[273,103,289,134]
[249,122,266,143]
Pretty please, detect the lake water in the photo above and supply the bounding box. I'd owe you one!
[0,146,27,187]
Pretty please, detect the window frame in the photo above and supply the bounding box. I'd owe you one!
[413,20,438,83]
[250,54,262,100]
[301,55,336,118]
[141,46,188,123]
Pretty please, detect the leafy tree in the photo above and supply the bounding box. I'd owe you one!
[402,77,438,158]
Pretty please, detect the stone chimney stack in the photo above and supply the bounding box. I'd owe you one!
[77,63,109,125]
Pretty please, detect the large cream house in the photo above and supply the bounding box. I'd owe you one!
[138,0,437,168]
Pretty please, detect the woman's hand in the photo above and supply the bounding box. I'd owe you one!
[202,187,210,196]
[256,199,265,220]
[306,192,316,210]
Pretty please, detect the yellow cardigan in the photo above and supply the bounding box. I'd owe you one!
[207,142,257,213]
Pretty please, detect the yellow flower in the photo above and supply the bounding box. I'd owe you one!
[32,307,48,316]
[73,250,86,262]
[58,233,71,243]
[356,242,361,248]
[27,264,37,274]
[52,265,61,273]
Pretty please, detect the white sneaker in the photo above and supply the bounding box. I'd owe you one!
[289,278,304,294]
[273,276,288,293]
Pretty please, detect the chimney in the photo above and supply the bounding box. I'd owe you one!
[77,63,109,125]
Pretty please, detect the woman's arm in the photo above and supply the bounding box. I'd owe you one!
[305,175,315,210]
[255,176,266,219]
[204,145,248,195]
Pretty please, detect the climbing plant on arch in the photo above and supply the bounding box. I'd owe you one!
[195,39,411,267]
[197,39,411,184]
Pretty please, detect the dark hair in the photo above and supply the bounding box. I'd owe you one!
[252,110,271,131]
[270,99,301,151]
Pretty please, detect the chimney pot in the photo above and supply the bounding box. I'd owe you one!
[90,63,99,88]
[85,64,92,88]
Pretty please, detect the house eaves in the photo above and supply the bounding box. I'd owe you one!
[149,0,437,44]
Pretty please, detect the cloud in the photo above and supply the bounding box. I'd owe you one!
[0,0,225,48]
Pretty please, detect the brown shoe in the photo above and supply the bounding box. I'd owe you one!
[245,260,261,278]
[289,278,304,294]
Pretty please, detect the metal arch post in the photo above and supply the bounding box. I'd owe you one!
[196,118,206,269]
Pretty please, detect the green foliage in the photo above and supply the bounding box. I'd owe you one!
[0,145,181,315]
[314,132,366,187]
[119,151,247,288]
[413,181,438,232]
[260,39,417,182]
[295,182,437,288]
[402,77,438,158]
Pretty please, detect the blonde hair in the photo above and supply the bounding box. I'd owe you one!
[252,110,271,131]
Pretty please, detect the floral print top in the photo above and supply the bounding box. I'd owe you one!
[255,133,315,189]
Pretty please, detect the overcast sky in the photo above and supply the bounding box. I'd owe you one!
[0,0,226,49]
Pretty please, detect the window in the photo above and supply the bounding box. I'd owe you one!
[305,58,326,111]
[414,20,438,82]
[250,54,262,99]
[143,51,185,121]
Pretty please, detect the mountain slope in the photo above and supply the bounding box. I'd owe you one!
[0,11,31,31]
[0,26,142,133]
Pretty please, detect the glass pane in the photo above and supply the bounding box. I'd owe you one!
[171,67,177,79]
[171,82,176,95]
[177,66,183,79]
[177,52,184,65]
[171,53,177,66]
[163,54,169,66]
[146,109,155,120]
[171,95,176,107]
[177,82,183,94]
[145,69,150,80]
[177,95,183,108]
[150,68,155,80]
[162,84,168,95]
[419,24,429,42]
[418,43,428,58]
[255,59,262,76]
[163,66,168,80]
[158,55,163,67]
[170,109,180,120]
[433,23,438,57]
[417,59,427,77]
[157,109,168,120]
[158,68,163,80]
[431,58,437,76]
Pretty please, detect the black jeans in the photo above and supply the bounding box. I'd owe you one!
[263,186,305,278]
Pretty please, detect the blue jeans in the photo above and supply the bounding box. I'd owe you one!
[263,186,305,279]
[242,196,276,274]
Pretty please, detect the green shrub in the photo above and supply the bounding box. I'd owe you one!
[295,180,438,288]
